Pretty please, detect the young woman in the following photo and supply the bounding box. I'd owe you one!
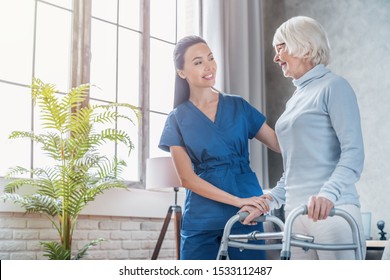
[159,35,280,260]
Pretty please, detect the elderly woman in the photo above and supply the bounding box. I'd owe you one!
[244,16,366,260]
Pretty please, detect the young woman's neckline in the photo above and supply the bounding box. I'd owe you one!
[188,90,221,124]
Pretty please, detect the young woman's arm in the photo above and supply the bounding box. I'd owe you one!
[170,146,270,212]
[254,123,281,153]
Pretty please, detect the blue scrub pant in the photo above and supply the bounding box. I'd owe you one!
[180,224,267,260]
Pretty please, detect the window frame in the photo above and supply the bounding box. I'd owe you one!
[0,0,202,189]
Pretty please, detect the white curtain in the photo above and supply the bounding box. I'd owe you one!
[201,0,269,188]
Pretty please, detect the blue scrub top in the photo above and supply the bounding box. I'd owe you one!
[159,92,266,230]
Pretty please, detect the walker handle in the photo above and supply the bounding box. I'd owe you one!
[301,205,336,216]
[238,211,266,223]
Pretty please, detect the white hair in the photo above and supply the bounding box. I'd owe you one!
[273,16,331,66]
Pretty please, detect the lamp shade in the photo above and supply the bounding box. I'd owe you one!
[145,157,181,191]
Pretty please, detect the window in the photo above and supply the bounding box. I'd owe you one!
[0,0,200,185]
[149,0,200,158]
[0,0,73,178]
[90,0,142,181]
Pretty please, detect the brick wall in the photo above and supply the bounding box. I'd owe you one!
[0,212,176,260]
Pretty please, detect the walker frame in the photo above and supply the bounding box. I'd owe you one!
[216,205,364,260]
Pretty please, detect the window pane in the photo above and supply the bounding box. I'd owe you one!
[150,112,170,158]
[117,106,139,181]
[117,28,140,106]
[89,100,139,181]
[0,83,31,177]
[150,0,176,42]
[177,0,200,39]
[33,92,65,171]
[0,0,34,84]
[89,99,116,164]
[90,19,117,102]
[150,39,175,113]
[90,3,141,182]
[44,0,73,9]
[119,0,140,31]
[91,0,117,23]
[34,2,72,93]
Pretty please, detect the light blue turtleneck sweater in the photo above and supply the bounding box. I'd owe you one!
[269,64,364,212]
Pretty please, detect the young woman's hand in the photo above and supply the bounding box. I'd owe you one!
[238,196,270,213]
[239,205,265,225]
[238,195,272,225]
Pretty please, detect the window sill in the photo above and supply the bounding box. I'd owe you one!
[0,178,185,218]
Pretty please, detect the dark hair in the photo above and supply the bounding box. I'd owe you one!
[173,35,207,108]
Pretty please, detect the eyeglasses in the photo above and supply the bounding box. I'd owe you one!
[275,43,286,55]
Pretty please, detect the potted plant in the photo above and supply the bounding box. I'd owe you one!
[0,78,140,259]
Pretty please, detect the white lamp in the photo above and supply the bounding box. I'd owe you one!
[146,157,182,260]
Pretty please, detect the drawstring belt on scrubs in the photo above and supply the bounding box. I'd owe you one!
[193,158,251,175]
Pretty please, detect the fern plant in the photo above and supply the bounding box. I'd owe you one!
[1,78,140,259]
